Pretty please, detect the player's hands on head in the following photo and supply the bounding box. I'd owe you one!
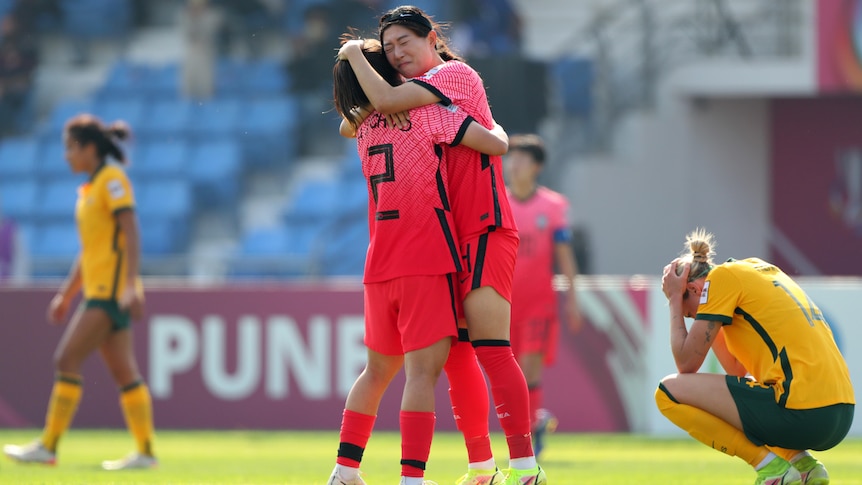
[337,39,364,60]
[47,293,70,325]
[662,258,689,300]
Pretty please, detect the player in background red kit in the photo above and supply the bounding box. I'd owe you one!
[338,6,545,485]
[504,134,583,459]
[328,37,511,485]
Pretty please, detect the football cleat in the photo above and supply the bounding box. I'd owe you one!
[101,452,158,470]
[755,457,802,485]
[3,441,56,465]
[327,466,367,485]
[456,467,505,485]
[502,465,547,485]
[794,456,829,485]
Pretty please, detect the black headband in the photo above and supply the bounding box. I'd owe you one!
[379,11,432,37]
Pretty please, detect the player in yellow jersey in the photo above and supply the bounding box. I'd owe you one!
[3,114,157,470]
[656,229,854,485]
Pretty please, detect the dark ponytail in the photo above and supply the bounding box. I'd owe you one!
[64,114,132,165]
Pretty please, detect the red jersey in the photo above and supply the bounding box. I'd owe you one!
[357,103,474,283]
[409,61,517,240]
[508,186,571,311]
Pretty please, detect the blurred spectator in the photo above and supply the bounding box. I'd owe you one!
[9,0,60,36]
[0,14,38,137]
[329,0,388,37]
[451,0,522,58]
[214,0,269,58]
[287,3,340,155]
[180,0,221,99]
[0,201,26,283]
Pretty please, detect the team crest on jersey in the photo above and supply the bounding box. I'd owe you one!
[107,179,125,199]
[536,214,548,229]
[699,281,710,305]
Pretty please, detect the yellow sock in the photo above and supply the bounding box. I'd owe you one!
[120,381,155,456]
[767,446,805,463]
[655,383,769,466]
[41,374,83,452]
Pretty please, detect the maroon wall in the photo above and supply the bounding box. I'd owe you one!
[0,282,647,431]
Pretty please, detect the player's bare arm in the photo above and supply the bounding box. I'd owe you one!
[116,209,144,320]
[461,120,508,156]
[338,41,440,115]
[48,255,82,324]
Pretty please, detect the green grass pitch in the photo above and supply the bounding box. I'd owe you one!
[0,429,860,484]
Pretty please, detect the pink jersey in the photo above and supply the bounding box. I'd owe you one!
[358,103,474,283]
[410,61,517,240]
[508,186,571,310]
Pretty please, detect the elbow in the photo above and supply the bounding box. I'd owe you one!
[486,141,508,157]
[674,355,703,374]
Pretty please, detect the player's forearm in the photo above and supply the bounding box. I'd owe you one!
[668,295,696,372]
[58,256,82,300]
[344,48,400,113]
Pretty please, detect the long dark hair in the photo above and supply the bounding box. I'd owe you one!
[64,114,132,165]
[378,5,462,62]
[333,36,402,131]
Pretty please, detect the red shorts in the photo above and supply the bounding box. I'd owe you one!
[364,274,460,355]
[510,309,559,365]
[456,228,518,303]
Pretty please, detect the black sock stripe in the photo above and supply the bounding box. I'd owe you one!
[457,328,471,342]
[471,339,510,348]
[121,380,144,393]
[657,383,679,404]
[338,442,365,462]
[56,374,83,386]
[400,459,426,470]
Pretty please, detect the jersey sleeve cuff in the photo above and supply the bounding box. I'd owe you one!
[112,206,134,215]
[696,312,732,324]
[451,115,475,147]
[408,79,452,106]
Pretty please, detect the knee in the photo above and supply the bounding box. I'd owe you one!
[52,348,80,374]
[655,374,681,413]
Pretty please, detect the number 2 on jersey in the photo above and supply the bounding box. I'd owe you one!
[368,144,399,221]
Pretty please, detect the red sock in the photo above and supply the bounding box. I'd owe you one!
[444,340,493,463]
[400,410,435,478]
[474,344,534,459]
[336,409,376,467]
[528,385,543,429]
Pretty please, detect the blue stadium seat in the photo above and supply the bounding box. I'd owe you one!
[0,137,39,179]
[148,63,180,98]
[137,98,194,138]
[61,0,131,38]
[139,216,182,256]
[35,140,69,180]
[242,96,299,167]
[0,179,38,221]
[187,140,241,206]
[230,223,326,278]
[282,178,341,224]
[91,97,148,130]
[215,58,245,96]
[136,179,193,222]
[30,222,80,258]
[135,179,193,253]
[133,139,189,180]
[36,179,81,222]
[321,218,368,276]
[40,98,93,137]
[241,59,289,94]
[190,98,242,140]
[99,60,151,98]
[551,57,593,117]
